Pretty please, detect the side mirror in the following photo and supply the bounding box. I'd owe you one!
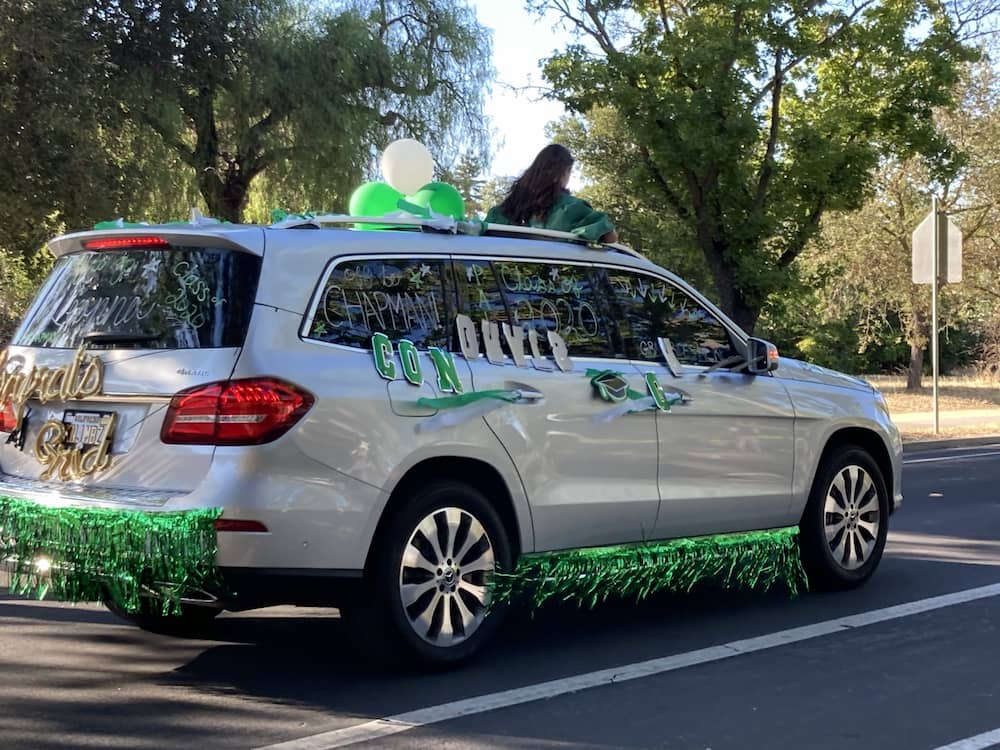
[747,338,779,374]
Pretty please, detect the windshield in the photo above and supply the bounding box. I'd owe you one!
[14,247,261,349]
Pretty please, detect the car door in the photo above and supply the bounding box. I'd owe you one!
[450,256,660,551]
[599,265,797,538]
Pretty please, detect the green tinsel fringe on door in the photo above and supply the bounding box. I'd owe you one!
[0,496,222,614]
[491,526,808,610]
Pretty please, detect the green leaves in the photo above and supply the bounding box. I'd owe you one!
[534,0,977,333]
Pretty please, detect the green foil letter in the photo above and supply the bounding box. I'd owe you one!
[645,372,673,411]
[427,347,465,394]
[372,333,397,380]
[398,339,423,386]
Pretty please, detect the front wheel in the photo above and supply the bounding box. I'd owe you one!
[345,480,512,666]
[799,446,889,590]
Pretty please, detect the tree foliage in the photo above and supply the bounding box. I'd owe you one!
[0,0,123,255]
[785,60,1000,384]
[88,0,494,222]
[439,152,488,216]
[532,0,978,333]
[548,109,711,290]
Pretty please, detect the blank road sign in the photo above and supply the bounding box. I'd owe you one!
[912,210,962,284]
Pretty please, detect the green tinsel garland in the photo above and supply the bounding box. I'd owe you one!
[491,526,808,610]
[0,496,222,614]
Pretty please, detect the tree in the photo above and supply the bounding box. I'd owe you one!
[548,109,711,290]
[0,0,126,257]
[531,0,978,333]
[439,152,487,216]
[479,175,515,216]
[796,60,1000,387]
[93,0,494,222]
[0,0,234,253]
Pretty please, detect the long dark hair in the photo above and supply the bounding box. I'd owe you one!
[499,144,574,225]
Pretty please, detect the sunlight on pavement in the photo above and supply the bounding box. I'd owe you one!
[888,532,1000,567]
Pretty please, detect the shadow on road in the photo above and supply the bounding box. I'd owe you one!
[158,551,992,718]
[4,539,1000,750]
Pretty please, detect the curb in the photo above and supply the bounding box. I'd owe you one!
[902,435,1000,453]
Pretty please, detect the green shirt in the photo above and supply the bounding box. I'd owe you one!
[484,191,615,243]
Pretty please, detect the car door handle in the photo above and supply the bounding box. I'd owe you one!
[515,388,545,402]
[505,382,545,402]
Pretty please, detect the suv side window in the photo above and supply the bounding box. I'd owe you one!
[486,260,614,359]
[453,259,510,328]
[602,267,735,366]
[306,257,450,349]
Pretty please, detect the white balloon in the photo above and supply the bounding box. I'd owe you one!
[380,139,435,196]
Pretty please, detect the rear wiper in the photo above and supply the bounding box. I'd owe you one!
[82,331,159,346]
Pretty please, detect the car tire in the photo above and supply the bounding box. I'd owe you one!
[103,595,222,635]
[343,479,513,667]
[799,445,889,591]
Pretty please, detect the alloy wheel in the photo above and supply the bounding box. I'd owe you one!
[399,507,495,646]
[824,464,881,571]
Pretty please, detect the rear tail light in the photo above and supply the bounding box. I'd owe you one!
[161,377,314,445]
[0,400,18,433]
[84,236,170,250]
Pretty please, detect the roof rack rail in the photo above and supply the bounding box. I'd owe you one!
[267,213,645,260]
[268,212,461,232]
[475,223,645,260]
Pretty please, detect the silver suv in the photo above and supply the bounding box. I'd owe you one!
[0,216,902,664]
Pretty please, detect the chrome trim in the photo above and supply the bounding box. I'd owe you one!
[0,471,183,508]
[79,394,172,404]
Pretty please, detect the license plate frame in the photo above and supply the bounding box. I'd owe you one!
[61,409,116,450]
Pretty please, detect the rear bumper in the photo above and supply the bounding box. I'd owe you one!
[0,469,376,613]
[0,450,385,571]
[217,567,364,610]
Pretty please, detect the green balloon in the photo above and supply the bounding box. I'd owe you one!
[411,182,466,220]
[349,181,404,229]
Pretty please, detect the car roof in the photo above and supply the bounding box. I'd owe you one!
[47,219,703,320]
[252,224,687,313]
[49,218,660,275]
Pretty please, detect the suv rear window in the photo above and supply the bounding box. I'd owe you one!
[14,247,261,349]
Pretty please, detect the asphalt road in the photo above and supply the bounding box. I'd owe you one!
[3,441,1000,750]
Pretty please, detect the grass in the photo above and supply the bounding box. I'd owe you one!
[863,374,1000,412]
[862,374,1000,442]
[896,422,1000,442]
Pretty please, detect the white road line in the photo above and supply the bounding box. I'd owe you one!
[904,450,1000,465]
[933,728,1000,750]
[254,581,1000,750]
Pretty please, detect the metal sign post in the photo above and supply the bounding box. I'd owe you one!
[931,196,940,434]
[912,197,963,435]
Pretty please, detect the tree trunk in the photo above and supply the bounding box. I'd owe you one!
[726,298,760,337]
[906,305,928,391]
[198,171,250,224]
[906,343,923,390]
[696,231,761,335]
[189,86,253,224]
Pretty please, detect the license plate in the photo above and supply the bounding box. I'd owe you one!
[61,410,115,449]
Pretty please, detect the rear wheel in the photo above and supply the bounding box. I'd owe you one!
[344,479,512,666]
[799,446,889,590]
